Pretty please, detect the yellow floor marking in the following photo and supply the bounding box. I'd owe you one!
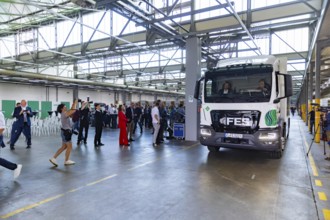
[323,209,330,220]
[1,143,199,219]
[127,161,154,171]
[86,174,118,186]
[318,192,328,201]
[68,186,84,193]
[0,174,117,219]
[0,194,64,219]
[315,179,323,187]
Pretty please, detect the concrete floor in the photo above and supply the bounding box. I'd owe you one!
[0,116,323,220]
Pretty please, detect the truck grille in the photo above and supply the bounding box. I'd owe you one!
[211,110,261,134]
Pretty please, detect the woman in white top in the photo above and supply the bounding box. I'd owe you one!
[151,101,160,147]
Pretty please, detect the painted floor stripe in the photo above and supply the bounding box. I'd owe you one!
[86,174,118,186]
[0,194,65,219]
[315,179,323,187]
[1,143,199,219]
[323,209,330,220]
[318,192,328,201]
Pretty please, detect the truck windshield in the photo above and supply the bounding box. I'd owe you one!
[204,65,273,103]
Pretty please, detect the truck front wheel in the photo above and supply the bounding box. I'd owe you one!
[207,146,220,152]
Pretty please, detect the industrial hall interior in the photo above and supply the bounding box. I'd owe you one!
[1,0,330,219]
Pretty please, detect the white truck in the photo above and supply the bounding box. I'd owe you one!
[194,55,293,158]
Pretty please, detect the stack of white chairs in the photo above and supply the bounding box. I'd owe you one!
[4,115,62,138]
[29,115,61,137]
[4,118,15,138]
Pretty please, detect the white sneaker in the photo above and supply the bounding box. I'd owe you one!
[64,160,75,165]
[49,158,58,167]
[14,164,22,179]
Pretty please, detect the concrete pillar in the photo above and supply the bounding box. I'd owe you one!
[73,62,78,79]
[185,37,201,141]
[305,77,308,126]
[315,43,321,143]
[308,64,313,130]
[120,92,126,104]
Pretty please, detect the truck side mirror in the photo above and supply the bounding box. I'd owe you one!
[194,81,200,99]
[273,98,280,104]
[275,73,293,101]
[284,74,293,97]
[194,77,204,100]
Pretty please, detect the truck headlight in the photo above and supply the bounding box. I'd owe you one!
[201,128,212,137]
[259,132,278,140]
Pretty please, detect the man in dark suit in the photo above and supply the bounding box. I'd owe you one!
[10,100,33,150]
[94,103,104,148]
[133,102,143,134]
[126,102,135,141]
[77,101,90,145]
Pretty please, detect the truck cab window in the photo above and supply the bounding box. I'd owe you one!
[204,65,273,103]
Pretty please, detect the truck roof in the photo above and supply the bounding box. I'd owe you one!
[216,55,277,68]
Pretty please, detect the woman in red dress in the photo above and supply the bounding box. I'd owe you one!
[118,105,129,147]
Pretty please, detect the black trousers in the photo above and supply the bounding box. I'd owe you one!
[0,135,17,170]
[110,115,117,128]
[78,121,89,142]
[310,120,315,134]
[94,125,103,145]
[0,158,17,170]
[133,119,143,133]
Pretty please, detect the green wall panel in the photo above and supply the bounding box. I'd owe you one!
[28,101,39,117]
[61,102,70,110]
[1,100,16,119]
[41,101,52,119]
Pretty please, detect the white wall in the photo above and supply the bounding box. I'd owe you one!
[0,82,180,111]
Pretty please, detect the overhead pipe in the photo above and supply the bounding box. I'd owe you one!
[0,69,184,96]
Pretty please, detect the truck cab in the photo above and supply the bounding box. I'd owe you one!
[194,55,293,158]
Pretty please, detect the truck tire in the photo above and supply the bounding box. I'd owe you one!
[207,146,220,152]
[270,150,282,159]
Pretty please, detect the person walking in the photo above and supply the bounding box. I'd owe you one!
[0,111,22,179]
[10,100,33,150]
[77,101,90,145]
[118,105,129,147]
[94,103,104,148]
[133,102,143,134]
[49,101,78,166]
[309,108,315,134]
[126,102,135,141]
[325,110,330,160]
[152,101,160,147]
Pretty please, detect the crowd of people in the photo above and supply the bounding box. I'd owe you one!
[0,99,185,178]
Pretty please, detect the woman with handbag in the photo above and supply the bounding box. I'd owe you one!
[118,105,129,147]
[49,100,78,166]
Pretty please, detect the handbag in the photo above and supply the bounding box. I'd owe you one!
[61,128,72,141]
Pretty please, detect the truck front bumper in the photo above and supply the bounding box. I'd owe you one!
[200,125,281,151]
